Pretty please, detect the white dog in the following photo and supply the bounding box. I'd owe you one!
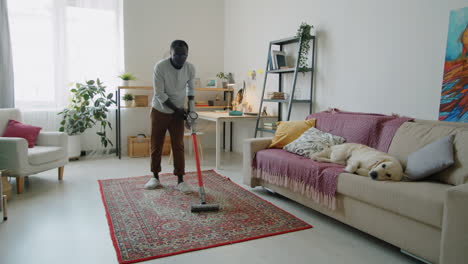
[310,143,404,181]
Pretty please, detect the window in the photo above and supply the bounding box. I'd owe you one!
[8,0,123,110]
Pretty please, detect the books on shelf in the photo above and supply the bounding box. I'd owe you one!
[263,122,277,130]
[266,92,287,100]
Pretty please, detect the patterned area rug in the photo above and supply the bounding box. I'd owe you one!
[98,170,312,264]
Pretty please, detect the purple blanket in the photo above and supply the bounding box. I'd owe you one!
[252,109,413,210]
[253,149,344,210]
[306,108,413,152]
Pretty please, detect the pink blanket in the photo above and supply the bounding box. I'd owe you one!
[253,109,413,210]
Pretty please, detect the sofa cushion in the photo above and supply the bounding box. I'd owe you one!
[388,121,468,185]
[283,127,346,158]
[28,146,65,165]
[269,119,316,148]
[405,135,455,181]
[337,172,450,228]
[2,119,42,148]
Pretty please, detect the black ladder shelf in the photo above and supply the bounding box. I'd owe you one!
[254,35,316,137]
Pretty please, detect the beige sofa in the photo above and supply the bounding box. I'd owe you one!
[243,119,468,264]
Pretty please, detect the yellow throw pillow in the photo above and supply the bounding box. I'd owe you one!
[269,119,316,148]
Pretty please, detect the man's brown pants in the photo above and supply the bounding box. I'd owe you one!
[151,108,185,176]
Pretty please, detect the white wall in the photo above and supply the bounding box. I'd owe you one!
[30,1,465,154]
[224,0,468,152]
[121,0,225,154]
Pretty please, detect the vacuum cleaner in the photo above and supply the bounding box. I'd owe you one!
[185,106,220,213]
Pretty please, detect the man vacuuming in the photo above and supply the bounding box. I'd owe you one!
[144,40,195,193]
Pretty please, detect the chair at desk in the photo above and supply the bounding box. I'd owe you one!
[168,131,205,164]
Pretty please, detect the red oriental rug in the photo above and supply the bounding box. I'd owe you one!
[98,170,312,264]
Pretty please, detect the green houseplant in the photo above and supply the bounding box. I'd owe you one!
[123,93,134,107]
[58,79,116,156]
[296,22,314,73]
[216,72,229,88]
[118,73,137,86]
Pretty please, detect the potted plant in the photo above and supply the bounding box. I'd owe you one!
[118,72,137,86]
[58,79,116,159]
[123,93,134,107]
[216,72,229,88]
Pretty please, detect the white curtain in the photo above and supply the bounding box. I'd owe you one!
[7,0,123,110]
[0,0,15,108]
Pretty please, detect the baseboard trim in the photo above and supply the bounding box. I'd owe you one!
[401,249,432,264]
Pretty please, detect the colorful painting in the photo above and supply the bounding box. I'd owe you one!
[439,7,468,122]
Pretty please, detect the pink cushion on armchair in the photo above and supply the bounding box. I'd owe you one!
[2,119,42,148]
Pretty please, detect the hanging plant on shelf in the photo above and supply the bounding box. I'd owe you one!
[296,22,314,73]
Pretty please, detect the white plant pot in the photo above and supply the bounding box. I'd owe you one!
[68,134,82,159]
[124,100,133,107]
[122,80,129,87]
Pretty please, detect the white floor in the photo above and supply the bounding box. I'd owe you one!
[0,150,421,264]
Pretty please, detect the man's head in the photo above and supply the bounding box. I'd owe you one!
[170,40,189,68]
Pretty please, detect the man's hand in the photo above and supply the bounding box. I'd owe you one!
[174,108,187,120]
[163,99,186,120]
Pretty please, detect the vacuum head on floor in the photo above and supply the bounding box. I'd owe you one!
[190,202,220,212]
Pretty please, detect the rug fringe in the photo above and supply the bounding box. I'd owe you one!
[253,168,336,210]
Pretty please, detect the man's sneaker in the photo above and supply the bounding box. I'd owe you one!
[175,182,191,193]
[144,178,161,189]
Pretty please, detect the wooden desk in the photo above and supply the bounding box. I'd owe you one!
[197,112,276,169]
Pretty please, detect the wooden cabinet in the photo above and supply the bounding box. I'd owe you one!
[127,136,151,157]
[127,136,171,158]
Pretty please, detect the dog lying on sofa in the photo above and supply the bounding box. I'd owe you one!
[310,143,404,181]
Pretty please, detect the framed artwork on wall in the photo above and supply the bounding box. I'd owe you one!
[439,7,468,122]
[206,78,217,88]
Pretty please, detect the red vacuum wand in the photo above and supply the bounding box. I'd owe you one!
[186,111,220,212]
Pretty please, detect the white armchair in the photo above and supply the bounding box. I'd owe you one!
[0,109,68,194]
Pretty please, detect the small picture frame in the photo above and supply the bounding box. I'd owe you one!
[276,53,287,68]
[272,50,287,69]
[193,77,201,88]
[206,78,217,88]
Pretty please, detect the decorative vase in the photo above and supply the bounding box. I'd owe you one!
[222,81,228,88]
[68,134,82,159]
